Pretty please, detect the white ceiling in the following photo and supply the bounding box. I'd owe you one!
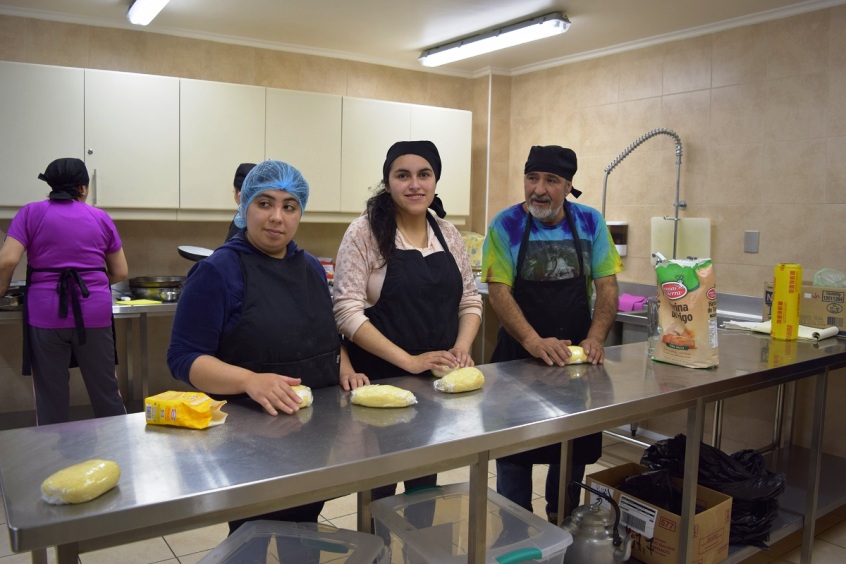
[1,0,844,76]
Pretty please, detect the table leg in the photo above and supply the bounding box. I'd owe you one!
[468,451,489,564]
[800,369,828,564]
[55,543,78,564]
[140,313,149,400]
[125,317,135,404]
[29,548,47,564]
[357,489,373,534]
[679,397,705,563]
[555,440,573,524]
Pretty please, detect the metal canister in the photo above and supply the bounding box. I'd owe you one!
[771,263,802,340]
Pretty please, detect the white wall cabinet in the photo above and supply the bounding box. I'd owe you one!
[3,63,472,221]
[266,89,342,213]
[410,105,472,217]
[84,69,180,209]
[0,62,84,213]
[180,79,265,211]
[340,97,411,213]
[340,97,472,217]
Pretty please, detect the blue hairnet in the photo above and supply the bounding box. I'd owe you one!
[234,160,310,228]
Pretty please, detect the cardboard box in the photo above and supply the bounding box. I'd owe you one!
[586,463,731,564]
[763,282,846,336]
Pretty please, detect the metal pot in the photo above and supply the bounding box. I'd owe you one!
[128,276,185,302]
[561,482,632,563]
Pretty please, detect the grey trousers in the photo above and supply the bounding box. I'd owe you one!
[29,326,126,425]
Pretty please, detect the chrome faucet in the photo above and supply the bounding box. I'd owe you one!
[601,128,685,258]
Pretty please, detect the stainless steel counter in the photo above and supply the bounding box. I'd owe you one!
[0,303,178,406]
[1,332,845,564]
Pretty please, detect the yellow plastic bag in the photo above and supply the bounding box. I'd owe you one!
[145,391,227,429]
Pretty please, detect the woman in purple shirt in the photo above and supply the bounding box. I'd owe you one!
[0,158,129,425]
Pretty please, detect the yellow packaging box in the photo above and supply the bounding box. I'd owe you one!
[144,391,227,429]
[586,463,731,564]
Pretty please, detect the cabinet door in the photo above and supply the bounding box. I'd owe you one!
[340,97,411,213]
[180,79,265,211]
[84,69,179,209]
[0,62,84,211]
[411,105,472,217]
[266,89,342,213]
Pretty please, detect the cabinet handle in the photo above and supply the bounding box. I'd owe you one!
[87,148,93,155]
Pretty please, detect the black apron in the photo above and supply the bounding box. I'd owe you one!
[491,202,601,466]
[22,265,116,376]
[347,214,463,379]
[217,249,340,395]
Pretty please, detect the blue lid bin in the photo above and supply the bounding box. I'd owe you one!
[198,520,390,564]
[370,483,572,564]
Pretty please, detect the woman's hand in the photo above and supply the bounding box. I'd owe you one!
[244,373,304,416]
[340,369,369,391]
[448,347,475,368]
[405,351,459,375]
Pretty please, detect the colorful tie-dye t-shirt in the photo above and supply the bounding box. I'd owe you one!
[481,201,623,300]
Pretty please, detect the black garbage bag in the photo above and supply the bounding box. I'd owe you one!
[617,468,705,515]
[640,434,786,547]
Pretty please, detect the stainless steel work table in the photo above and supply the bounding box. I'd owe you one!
[0,302,177,405]
[1,332,845,564]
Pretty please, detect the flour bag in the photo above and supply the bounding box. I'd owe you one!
[652,257,719,368]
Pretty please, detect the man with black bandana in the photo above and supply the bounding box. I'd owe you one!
[482,145,623,522]
[0,157,129,425]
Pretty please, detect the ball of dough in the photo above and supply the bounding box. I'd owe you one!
[41,459,121,505]
[292,384,313,408]
[434,367,485,393]
[567,345,587,364]
[350,384,417,408]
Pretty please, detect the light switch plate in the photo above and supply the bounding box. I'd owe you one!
[744,230,759,253]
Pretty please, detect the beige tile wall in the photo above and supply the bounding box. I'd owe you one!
[1,8,844,457]
[496,6,846,455]
[503,6,846,299]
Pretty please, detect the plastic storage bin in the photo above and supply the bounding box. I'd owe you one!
[198,520,390,564]
[370,483,572,564]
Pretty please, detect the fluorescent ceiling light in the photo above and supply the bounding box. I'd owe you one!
[126,0,170,26]
[419,13,570,67]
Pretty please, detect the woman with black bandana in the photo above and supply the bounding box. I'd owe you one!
[332,140,482,499]
[0,157,129,425]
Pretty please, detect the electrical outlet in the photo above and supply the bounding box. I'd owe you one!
[744,230,759,253]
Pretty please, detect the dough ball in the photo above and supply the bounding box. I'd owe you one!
[567,345,587,364]
[350,384,417,408]
[434,367,485,393]
[41,459,121,505]
[292,384,313,408]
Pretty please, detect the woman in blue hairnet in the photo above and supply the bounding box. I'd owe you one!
[167,160,360,532]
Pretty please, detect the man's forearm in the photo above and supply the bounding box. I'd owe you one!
[586,276,619,343]
[487,282,539,348]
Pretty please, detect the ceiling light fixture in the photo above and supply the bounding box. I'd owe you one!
[419,13,570,67]
[126,0,170,26]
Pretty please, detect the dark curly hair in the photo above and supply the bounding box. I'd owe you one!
[365,184,397,268]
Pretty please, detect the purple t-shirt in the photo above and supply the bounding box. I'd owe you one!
[7,199,122,329]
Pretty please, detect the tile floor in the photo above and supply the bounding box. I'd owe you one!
[2,435,846,563]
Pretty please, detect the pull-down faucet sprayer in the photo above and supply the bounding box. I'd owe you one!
[601,128,685,258]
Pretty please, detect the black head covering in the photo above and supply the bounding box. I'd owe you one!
[38,158,89,201]
[523,145,582,198]
[381,140,446,218]
[233,163,257,191]
[382,141,442,184]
